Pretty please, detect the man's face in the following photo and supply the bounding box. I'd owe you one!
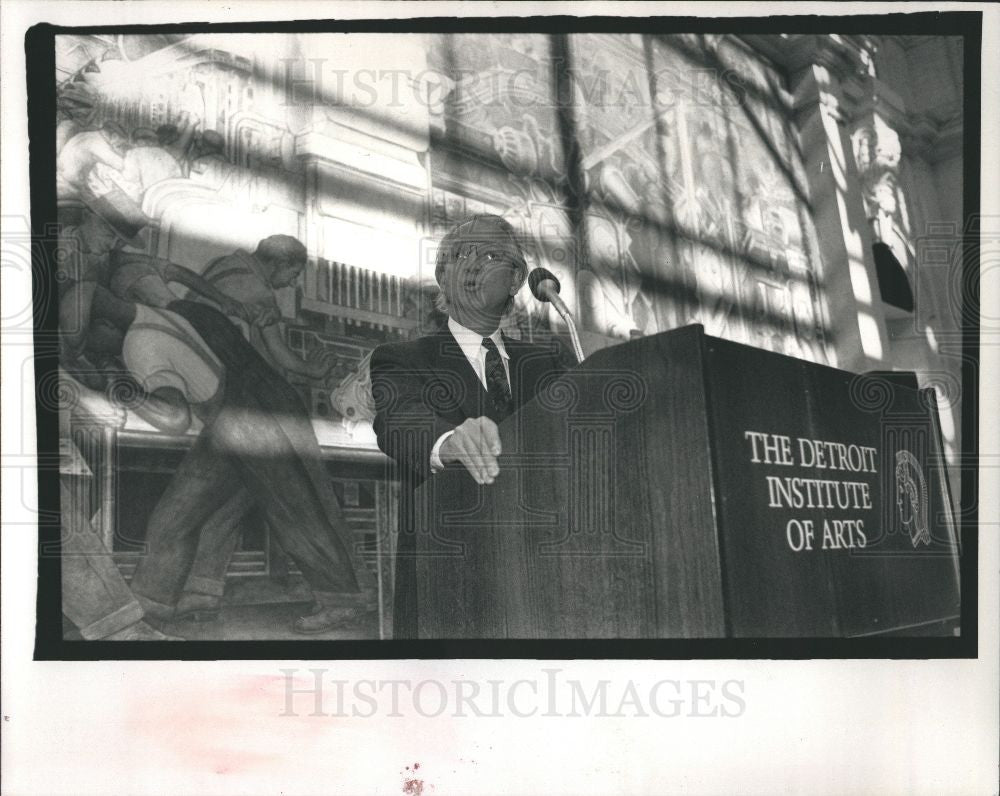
[445,238,524,321]
[269,259,304,289]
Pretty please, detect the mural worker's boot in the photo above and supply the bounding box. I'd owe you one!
[135,594,176,629]
[175,592,222,623]
[292,589,377,635]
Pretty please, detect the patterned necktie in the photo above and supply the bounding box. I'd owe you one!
[481,337,512,419]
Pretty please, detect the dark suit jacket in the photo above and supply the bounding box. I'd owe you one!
[370,325,569,636]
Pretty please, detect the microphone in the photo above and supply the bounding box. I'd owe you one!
[528,268,585,363]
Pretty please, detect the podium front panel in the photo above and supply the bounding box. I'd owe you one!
[702,336,961,637]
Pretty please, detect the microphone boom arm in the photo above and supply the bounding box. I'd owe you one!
[549,294,585,364]
[565,317,585,364]
[528,267,585,364]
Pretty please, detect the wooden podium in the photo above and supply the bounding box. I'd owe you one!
[409,325,961,638]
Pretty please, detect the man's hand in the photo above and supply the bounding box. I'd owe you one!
[248,305,280,327]
[85,166,118,197]
[440,416,502,485]
[218,296,247,320]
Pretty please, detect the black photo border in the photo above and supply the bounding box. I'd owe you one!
[27,11,982,661]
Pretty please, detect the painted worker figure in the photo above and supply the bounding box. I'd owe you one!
[57,212,252,384]
[198,235,338,381]
[110,297,375,634]
[105,250,282,622]
[369,214,570,638]
[110,237,347,623]
[117,127,184,203]
[57,120,128,201]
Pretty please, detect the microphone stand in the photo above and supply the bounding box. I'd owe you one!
[529,269,586,364]
[549,301,585,364]
[564,312,586,364]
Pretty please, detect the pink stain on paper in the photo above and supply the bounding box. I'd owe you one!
[127,675,330,776]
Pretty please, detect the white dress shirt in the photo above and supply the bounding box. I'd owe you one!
[429,317,510,472]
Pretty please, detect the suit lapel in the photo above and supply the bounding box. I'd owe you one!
[423,326,489,421]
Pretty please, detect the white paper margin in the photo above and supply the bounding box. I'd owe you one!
[2,3,997,794]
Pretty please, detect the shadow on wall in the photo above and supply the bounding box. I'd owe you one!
[55,29,893,413]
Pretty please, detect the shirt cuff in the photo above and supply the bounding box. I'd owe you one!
[429,429,455,473]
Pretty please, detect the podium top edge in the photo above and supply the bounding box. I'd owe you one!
[582,324,920,388]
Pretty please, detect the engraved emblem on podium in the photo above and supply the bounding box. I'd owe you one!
[895,449,931,547]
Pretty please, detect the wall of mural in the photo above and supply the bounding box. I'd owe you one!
[51,31,964,638]
[427,33,834,365]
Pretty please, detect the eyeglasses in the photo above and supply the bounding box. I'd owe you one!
[456,244,525,268]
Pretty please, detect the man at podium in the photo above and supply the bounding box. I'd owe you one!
[370,214,568,635]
